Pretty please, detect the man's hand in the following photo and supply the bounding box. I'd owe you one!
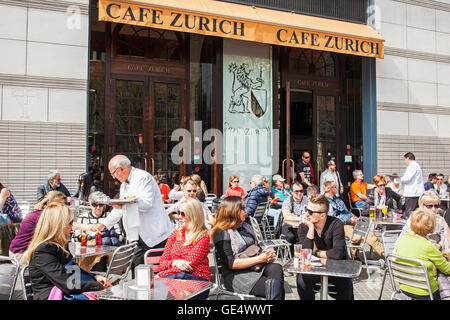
[110,203,123,210]
[302,215,314,229]
[91,223,106,232]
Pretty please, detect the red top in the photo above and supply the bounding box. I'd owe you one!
[159,183,171,201]
[158,229,211,281]
[224,186,245,198]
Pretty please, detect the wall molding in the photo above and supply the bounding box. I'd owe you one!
[0,74,87,91]
[378,102,450,115]
[393,0,450,12]
[0,0,89,15]
[385,47,450,64]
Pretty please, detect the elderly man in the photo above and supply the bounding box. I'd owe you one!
[37,170,71,201]
[319,160,344,197]
[296,194,353,300]
[350,169,375,208]
[93,155,173,270]
[243,174,270,222]
[166,179,215,229]
[401,152,425,219]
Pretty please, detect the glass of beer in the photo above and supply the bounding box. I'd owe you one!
[369,207,376,220]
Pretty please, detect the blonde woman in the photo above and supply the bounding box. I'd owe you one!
[395,208,450,300]
[27,203,110,300]
[157,198,211,282]
[191,174,208,202]
[9,191,67,265]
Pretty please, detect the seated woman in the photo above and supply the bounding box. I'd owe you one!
[27,203,111,300]
[9,191,67,265]
[73,172,97,204]
[0,182,23,224]
[212,196,284,300]
[362,174,402,216]
[395,208,450,300]
[397,190,450,250]
[224,175,245,198]
[156,198,211,300]
[72,191,124,271]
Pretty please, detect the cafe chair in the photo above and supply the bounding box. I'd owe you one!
[0,255,20,300]
[144,248,164,275]
[205,194,217,211]
[249,217,291,265]
[378,230,402,300]
[386,253,434,300]
[347,192,362,217]
[346,216,374,280]
[20,265,34,301]
[95,242,138,284]
[210,249,261,300]
[252,202,271,239]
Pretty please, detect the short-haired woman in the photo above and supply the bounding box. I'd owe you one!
[9,191,67,265]
[27,203,111,300]
[362,174,402,216]
[156,198,211,299]
[212,196,284,300]
[225,175,245,198]
[395,208,450,300]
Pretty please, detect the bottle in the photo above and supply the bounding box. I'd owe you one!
[95,231,102,246]
[80,233,87,246]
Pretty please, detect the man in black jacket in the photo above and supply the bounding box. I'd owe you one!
[296,194,353,300]
[37,170,71,201]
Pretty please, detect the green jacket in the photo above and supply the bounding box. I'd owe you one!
[395,234,450,296]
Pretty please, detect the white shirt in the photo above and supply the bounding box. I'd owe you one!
[400,160,425,197]
[435,183,448,196]
[101,167,174,248]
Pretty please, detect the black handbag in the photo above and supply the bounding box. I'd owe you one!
[236,244,266,272]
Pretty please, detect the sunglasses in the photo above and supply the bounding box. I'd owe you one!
[186,189,197,193]
[306,209,324,215]
[92,203,105,208]
[293,190,304,193]
[178,211,186,218]
[232,180,239,183]
[377,184,386,187]
[424,204,440,209]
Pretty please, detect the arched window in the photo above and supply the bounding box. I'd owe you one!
[289,48,336,77]
[113,24,184,62]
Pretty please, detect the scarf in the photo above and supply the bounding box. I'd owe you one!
[227,223,257,257]
[374,190,386,208]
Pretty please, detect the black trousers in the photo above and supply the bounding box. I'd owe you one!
[131,236,168,277]
[249,263,285,299]
[297,274,354,300]
[281,224,298,256]
[403,197,419,219]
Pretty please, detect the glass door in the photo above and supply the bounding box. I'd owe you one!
[315,94,337,176]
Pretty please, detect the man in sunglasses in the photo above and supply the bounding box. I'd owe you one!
[281,182,309,255]
[296,194,354,300]
[296,151,314,196]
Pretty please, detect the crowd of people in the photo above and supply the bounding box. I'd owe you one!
[2,150,450,300]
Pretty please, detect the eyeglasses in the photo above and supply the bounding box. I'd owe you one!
[306,208,325,215]
[232,180,239,183]
[91,203,105,208]
[424,204,440,209]
[186,189,197,193]
[111,167,120,178]
[293,190,304,193]
[377,184,386,187]
[178,211,186,218]
[303,156,310,159]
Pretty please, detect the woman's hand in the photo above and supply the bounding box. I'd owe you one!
[94,275,112,289]
[172,259,193,272]
[259,249,276,263]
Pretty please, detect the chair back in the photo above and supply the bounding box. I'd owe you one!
[386,253,434,300]
[20,265,33,300]
[144,248,164,266]
[0,256,19,300]
[351,216,371,242]
[211,249,224,289]
[249,217,264,243]
[105,242,138,281]
[205,194,217,210]
[253,202,269,218]
[347,192,355,209]
[382,230,402,258]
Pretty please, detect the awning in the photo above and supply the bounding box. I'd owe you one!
[98,0,385,58]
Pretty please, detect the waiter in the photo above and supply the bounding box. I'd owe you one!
[93,155,173,270]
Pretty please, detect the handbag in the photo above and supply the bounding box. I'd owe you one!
[236,244,266,272]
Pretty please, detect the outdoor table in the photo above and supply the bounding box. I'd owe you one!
[68,242,117,271]
[371,216,406,233]
[94,278,212,300]
[439,197,450,209]
[285,258,362,300]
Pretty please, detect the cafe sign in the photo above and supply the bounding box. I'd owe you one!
[98,0,384,58]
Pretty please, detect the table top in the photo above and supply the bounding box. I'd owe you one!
[94,278,212,300]
[440,198,450,202]
[68,242,117,259]
[372,217,406,225]
[285,258,362,278]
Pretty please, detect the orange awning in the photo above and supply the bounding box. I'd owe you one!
[98,0,384,58]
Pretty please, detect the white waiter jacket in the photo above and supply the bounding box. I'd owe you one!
[400,160,425,197]
[101,167,173,248]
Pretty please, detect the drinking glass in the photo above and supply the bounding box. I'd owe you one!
[369,207,376,220]
[302,249,312,269]
[381,206,388,217]
[294,244,302,267]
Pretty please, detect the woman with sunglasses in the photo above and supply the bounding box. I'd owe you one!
[211,196,284,300]
[156,198,211,299]
[396,190,450,251]
[363,174,402,217]
[225,175,245,198]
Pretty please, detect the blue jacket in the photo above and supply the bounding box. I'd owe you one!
[243,186,270,218]
[325,194,353,225]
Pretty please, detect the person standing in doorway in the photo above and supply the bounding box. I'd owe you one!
[296,151,315,195]
[400,152,425,219]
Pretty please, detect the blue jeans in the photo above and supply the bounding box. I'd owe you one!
[355,201,365,209]
[161,272,209,300]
